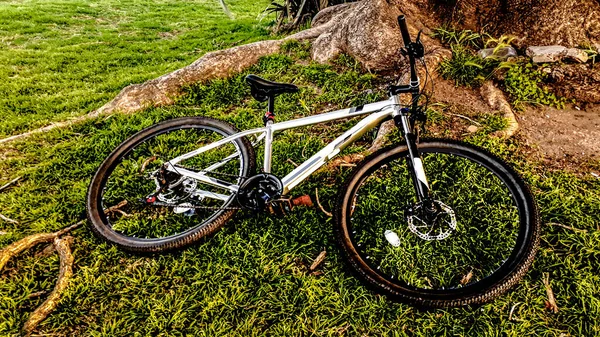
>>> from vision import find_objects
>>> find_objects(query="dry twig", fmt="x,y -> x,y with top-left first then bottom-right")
286,158 -> 299,167
105,200 -> 128,213
0,176 -> 22,193
509,302 -> 522,321
450,113 -> 482,126
0,213 -> 18,224
140,156 -> 157,173
543,273 -> 559,313
315,188 -> 332,217
547,222 -> 587,233
310,250 -> 327,271
460,270 -> 474,285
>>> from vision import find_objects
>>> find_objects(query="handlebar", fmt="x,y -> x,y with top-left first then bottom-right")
397,15 -> 412,47
389,15 -> 423,97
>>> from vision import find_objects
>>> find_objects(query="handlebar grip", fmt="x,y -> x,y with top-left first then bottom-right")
397,15 -> 412,47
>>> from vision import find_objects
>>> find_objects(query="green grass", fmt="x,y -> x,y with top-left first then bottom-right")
1,3 -> 600,336
0,0 -> 274,138
1,46 -> 600,336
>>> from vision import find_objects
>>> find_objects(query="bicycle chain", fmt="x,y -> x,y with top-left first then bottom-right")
149,200 -> 241,210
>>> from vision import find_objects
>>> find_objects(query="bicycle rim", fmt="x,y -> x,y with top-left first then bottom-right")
98,124 -> 245,241
341,142 -> 533,297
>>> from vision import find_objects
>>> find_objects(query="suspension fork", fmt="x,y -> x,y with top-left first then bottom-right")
392,100 -> 431,203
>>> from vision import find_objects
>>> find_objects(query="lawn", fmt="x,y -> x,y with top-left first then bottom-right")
1,1 -> 600,336
0,0 -> 273,138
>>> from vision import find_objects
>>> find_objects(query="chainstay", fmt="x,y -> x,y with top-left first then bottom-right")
149,200 -> 241,210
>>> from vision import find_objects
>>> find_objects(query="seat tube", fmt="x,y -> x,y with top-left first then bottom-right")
263,121 -> 274,173
394,107 -> 430,202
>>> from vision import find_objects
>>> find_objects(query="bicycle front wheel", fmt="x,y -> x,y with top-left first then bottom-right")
87,117 -> 255,253
334,139 -> 539,307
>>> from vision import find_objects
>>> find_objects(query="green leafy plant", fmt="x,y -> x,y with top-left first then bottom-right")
438,44 -> 498,87
504,63 -> 567,110
432,27 -> 489,49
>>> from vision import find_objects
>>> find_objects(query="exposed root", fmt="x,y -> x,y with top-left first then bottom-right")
543,273 -> 559,313
0,220 -> 83,272
369,120 -> 395,153
309,250 -> 327,271
0,233 -> 58,271
315,188 -> 332,217
0,21 -> 336,145
480,81 -> 519,138
0,176 -> 22,192
22,236 -> 75,337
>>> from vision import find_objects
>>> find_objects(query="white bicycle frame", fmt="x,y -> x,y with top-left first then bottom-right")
165,95 -> 410,200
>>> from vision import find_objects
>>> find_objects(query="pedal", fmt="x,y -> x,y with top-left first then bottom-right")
267,195 -> 313,216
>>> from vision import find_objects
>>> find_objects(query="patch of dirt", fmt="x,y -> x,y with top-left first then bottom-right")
432,80 -> 491,114
519,104 -> 600,163
430,79 -> 600,170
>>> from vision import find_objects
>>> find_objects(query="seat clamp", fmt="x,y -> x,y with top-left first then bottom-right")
263,111 -> 275,125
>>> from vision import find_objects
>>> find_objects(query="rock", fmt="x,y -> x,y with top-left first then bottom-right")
563,48 -> 589,63
477,46 -> 518,60
467,125 -> 479,133
527,45 -> 589,63
527,46 -> 567,63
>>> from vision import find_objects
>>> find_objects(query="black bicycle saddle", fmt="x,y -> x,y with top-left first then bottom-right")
245,74 -> 299,102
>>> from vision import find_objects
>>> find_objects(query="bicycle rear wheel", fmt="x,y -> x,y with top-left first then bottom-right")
86,117 -> 255,253
335,139 -> 539,307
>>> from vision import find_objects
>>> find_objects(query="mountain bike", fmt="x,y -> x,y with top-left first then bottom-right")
86,16 -> 540,308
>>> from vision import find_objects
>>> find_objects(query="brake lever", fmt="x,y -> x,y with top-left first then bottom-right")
416,29 -> 423,44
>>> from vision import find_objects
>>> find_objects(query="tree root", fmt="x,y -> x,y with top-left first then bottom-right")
22,236 -> 74,337
0,21 -> 336,145
1,201 -> 132,335
480,81 -> 519,138
0,221 -> 82,336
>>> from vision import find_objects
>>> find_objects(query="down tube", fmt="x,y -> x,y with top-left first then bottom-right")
281,109 -> 393,194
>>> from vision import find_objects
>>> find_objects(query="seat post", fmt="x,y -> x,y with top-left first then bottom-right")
267,96 -> 275,115
263,96 -> 276,125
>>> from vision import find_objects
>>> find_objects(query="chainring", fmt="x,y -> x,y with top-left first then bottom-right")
237,173 -> 283,211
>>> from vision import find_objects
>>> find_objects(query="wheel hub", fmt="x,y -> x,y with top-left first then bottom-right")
406,200 -> 457,240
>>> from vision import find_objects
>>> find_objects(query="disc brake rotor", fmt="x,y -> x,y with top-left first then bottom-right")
406,200 -> 457,241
